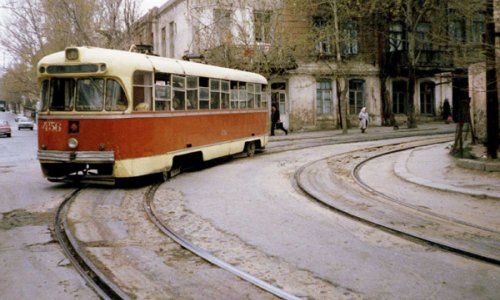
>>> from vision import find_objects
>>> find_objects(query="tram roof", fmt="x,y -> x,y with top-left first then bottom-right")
38,47 -> 268,85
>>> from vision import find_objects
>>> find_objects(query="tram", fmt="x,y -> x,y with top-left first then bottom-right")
37,47 -> 268,184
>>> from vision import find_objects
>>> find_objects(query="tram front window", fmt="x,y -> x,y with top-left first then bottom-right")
49,78 -> 75,111
44,78 -> 125,112
76,78 -> 104,111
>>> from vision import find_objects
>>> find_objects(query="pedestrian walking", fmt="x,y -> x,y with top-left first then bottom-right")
358,107 -> 369,133
271,104 -> 288,136
442,98 -> 452,124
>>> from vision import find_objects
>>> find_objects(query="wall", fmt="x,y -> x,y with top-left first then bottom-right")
288,75 -> 316,131
155,1 -> 191,59
469,62 -> 488,142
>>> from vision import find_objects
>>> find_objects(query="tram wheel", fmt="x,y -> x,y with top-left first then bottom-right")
161,169 -> 169,182
245,141 -> 256,157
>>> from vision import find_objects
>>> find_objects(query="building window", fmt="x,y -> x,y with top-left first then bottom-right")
254,10 -> 273,43
169,21 -> 176,57
161,27 -> 166,57
313,16 -> 332,55
316,79 -> 332,114
471,19 -> 485,44
389,22 -> 404,52
349,79 -> 365,115
392,80 -> 407,114
449,19 -> 465,43
214,9 -> 232,44
416,23 -> 432,50
343,21 -> 358,55
420,81 -> 435,114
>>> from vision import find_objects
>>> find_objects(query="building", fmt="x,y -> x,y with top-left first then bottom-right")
132,0 -> 487,132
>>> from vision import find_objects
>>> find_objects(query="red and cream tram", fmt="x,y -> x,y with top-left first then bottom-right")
37,47 -> 268,184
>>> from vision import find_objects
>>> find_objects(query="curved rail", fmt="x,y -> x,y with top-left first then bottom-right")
352,142 -> 499,234
143,184 -> 301,300
54,189 -> 131,300
295,137 -> 500,265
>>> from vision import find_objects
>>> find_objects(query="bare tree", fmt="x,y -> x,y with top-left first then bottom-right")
0,0 -> 140,108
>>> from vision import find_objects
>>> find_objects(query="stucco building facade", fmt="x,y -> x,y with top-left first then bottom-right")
131,0 -> 487,132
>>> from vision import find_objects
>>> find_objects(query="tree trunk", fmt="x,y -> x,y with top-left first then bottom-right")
406,0 -> 418,129
485,0 -> 499,158
337,77 -> 348,134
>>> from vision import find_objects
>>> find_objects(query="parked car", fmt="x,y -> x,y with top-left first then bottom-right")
18,117 -> 34,130
0,120 -> 11,137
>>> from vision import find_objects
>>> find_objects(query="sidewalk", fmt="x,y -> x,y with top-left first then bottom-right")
270,122 -> 500,199
270,121 -> 456,141
395,142 -> 500,199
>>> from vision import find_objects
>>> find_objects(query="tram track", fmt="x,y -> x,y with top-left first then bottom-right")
55,184 -> 286,299
352,144 -> 499,234
143,184 -> 300,300
295,135 -> 500,265
54,188 -> 130,300
53,132 -> 499,299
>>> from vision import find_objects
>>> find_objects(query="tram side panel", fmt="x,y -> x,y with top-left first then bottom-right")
38,111 -> 267,179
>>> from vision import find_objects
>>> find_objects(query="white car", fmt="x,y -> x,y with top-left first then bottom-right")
18,117 -> 34,130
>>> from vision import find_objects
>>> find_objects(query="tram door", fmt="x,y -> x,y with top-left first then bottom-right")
271,82 -> 288,127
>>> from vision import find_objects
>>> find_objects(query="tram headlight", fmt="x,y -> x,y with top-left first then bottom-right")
65,48 -> 79,61
68,138 -> 79,149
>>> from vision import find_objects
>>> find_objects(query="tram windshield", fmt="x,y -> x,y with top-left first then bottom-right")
41,77 -> 128,112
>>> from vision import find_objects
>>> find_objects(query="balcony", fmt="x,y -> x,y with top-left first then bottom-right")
385,49 -> 454,74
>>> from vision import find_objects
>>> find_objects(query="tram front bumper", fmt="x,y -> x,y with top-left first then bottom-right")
37,150 -> 115,163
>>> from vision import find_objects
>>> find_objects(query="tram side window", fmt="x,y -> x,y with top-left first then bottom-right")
133,71 -> 153,111
239,82 -> 247,108
247,83 -> 255,108
172,75 -> 186,110
49,78 -> 75,111
186,76 -> 198,110
76,78 -> 104,111
40,80 -> 50,111
210,79 -> 220,109
230,81 -> 238,108
256,84 -> 263,108
259,84 -> 268,108
105,79 -> 128,111
155,73 -> 171,111
199,77 -> 209,109
221,80 -> 229,109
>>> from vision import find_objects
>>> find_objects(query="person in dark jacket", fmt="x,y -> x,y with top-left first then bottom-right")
271,104 -> 288,136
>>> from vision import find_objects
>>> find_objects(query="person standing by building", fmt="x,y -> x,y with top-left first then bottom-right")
358,107 -> 369,133
442,98 -> 452,123
271,104 -> 288,136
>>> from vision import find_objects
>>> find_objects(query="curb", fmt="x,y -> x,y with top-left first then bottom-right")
456,158 -> 500,172
393,148 -> 500,199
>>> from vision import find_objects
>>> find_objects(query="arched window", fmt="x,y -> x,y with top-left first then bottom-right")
420,81 -> 435,114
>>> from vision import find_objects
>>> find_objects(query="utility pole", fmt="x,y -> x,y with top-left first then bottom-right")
485,0 -> 499,158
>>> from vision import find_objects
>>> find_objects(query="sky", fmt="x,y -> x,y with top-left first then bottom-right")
140,0 -> 168,13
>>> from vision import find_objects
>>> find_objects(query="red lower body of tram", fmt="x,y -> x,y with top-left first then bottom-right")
38,110 -> 268,184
